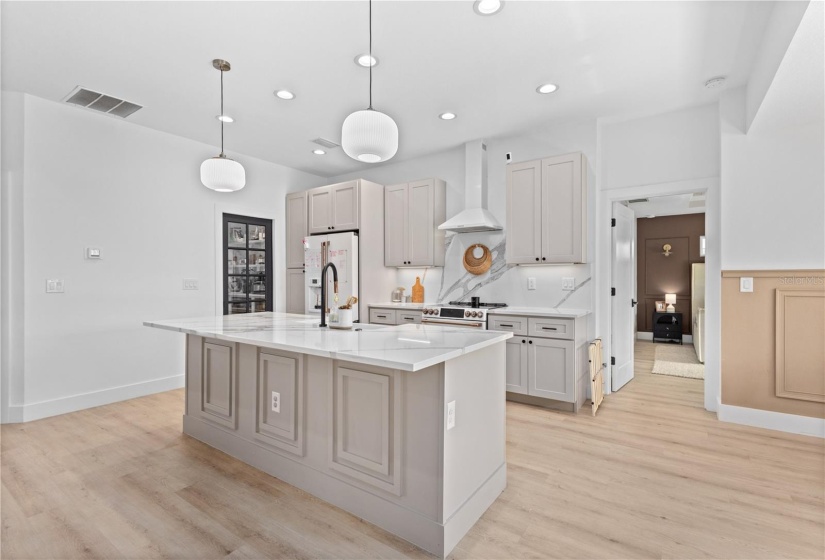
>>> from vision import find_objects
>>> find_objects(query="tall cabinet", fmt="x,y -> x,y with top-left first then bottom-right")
285,192 -> 307,314
506,152 -> 588,264
384,178 -> 446,267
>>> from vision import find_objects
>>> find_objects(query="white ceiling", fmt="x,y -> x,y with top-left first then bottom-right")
627,193 -> 706,218
1,1 -> 774,177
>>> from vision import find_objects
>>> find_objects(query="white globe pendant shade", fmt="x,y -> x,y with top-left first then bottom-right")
342,109 -> 398,163
200,155 -> 246,192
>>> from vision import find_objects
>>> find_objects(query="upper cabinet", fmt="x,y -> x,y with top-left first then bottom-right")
286,192 -> 307,269
506,152 -> 588,264
384,179 -> 446,267
308,180 -> 360,234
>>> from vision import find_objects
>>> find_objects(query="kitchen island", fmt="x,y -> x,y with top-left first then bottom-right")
144,312 -> 511,558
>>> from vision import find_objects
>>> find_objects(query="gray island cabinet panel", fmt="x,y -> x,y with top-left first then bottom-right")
154,312 -> 510,558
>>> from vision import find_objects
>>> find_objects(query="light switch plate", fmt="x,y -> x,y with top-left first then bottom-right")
527,277 -> 536,290
86,247 -> 101,259
446,400 -> 456,430
740,277 -> 754,293
271,391 -> 280,413
562,277 -> 575,291
46,279 -> 64,293
183,279 -> 199,290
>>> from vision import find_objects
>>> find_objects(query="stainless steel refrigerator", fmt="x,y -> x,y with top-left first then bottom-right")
305,232 -> 360,322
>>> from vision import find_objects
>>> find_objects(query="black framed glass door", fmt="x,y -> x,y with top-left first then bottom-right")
223,213 -> 273,314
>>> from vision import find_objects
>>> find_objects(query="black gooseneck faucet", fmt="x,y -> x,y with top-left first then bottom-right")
319,262 -> 338,328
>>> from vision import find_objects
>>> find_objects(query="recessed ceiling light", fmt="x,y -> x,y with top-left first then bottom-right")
474,0 -> 504,16
439,112 -> 457,120
354,54 -> 378,68
216,114 -> 233,123
536,83 -> 558,94
704,76 -> 726,89
274,90 -> 295,100
312,149 -> 326,155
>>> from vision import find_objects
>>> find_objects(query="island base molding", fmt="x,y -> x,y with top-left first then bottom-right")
184,414 -> 504,558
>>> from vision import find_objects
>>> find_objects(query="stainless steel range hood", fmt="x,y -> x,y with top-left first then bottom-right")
438,140 -> 503,233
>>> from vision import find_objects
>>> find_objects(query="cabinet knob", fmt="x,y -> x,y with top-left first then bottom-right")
522,339 -> 526,343
542,257 -> 546,261
535,257 -> 540,262
528,340 -> 533,344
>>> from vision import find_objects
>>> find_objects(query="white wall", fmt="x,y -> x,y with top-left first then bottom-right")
600,104 -> 721,190
595,104 -> 721,406
327,120 -> 597,321
721,87 -> 825,270
1,93 -> 323,422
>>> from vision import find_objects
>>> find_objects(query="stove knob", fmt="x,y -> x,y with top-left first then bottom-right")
473,311 -> 481,318
465,310 -> 471,317
426,309 -> 432,315
434,309 -> 439,315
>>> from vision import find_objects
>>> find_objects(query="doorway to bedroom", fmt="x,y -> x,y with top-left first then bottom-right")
611,193 -> 706,396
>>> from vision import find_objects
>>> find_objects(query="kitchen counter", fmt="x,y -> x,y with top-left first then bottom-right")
144,311 -> 507,557
487,307 -> 591,318
145,312 -> 510,372
367,302 -> 433,309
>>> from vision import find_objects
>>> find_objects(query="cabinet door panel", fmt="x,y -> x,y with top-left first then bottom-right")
541,153 -> 582,263
201,342 -> 237,429
384,184 -> 408,266
505,338 -> 529,394
407,180 -> 434,266
286,192 -> 307,268
256,351 -> 305,456
528,338 -> 575,402
308,187 -> 333,234
285,268 -> 305,314
332,181 -> 359,231
506,160 -> 542,264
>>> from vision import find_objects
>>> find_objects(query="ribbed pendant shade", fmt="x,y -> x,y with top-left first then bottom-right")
342,109 -> 398,163
200,155 -> 246,192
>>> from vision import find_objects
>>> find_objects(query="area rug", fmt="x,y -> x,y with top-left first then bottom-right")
652,344 -> 705,379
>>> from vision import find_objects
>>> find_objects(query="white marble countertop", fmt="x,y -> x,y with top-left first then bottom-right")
144,312 -> 511,372
367,302 -> 433,310
487,307 -> 591,318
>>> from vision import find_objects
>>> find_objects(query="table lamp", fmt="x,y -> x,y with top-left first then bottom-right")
665,293 -> 677,313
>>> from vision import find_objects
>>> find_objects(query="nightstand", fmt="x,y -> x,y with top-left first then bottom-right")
653,312 -> 683,344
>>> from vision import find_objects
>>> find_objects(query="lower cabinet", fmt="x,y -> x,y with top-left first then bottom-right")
496,313 -> 588,411
198,340 -> 238,430
368,307 -> 423,325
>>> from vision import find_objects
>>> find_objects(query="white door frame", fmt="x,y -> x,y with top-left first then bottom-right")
611,202 -> 637,391
595,176 -> 720,412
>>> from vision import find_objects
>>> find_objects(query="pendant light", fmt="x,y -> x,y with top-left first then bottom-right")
341,0 -> 398,163
201,59 -> 246,192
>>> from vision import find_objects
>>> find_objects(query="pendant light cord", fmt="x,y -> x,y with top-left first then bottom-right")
368,0 -> 373,110
220,68 -> 225,156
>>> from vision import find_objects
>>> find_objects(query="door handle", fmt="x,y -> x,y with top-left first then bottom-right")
631,299 -> 638,307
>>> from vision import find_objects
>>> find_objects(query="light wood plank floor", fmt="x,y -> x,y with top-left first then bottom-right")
2,341 -> 823,559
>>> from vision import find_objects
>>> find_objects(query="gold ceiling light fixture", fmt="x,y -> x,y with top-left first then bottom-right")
200,59 -> 246,192
662,243 -> 673,257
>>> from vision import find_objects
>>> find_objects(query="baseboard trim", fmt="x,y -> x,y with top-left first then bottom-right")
3,374 -> 184,424
717,402 -> 825,438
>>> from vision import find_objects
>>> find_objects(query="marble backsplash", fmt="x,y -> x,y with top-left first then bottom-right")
395,233 -> 592,310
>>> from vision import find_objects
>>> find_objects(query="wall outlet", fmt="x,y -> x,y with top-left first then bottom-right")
562,277 -> 575,291
46,279 -> 64,293
183,279 -> 199,290
446,400 -> 456,430
527,277 -> 536,290
271,391 -> 280,413
740,277 -> 754,293
85,247 -> 101,259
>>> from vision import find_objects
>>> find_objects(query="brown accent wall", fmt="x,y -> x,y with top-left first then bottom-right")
722,270 -> 825,419
636,214 -> 705,333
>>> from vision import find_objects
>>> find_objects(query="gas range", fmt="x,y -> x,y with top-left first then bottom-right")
420,300 -> 508,329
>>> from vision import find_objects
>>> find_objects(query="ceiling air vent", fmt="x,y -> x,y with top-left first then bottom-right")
63,86 -> 143,118
312,137 -> 340,149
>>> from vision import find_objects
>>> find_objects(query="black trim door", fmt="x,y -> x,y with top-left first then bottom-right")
223,213 -> 274,315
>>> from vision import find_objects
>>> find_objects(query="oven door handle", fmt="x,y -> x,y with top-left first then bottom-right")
421,319 -> 485,328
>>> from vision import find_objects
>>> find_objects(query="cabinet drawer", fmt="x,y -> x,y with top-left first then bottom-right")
369,309 -> 397,325
397,312 -> 422,324
528,317 -> 574,339
488,315 -> 528,336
